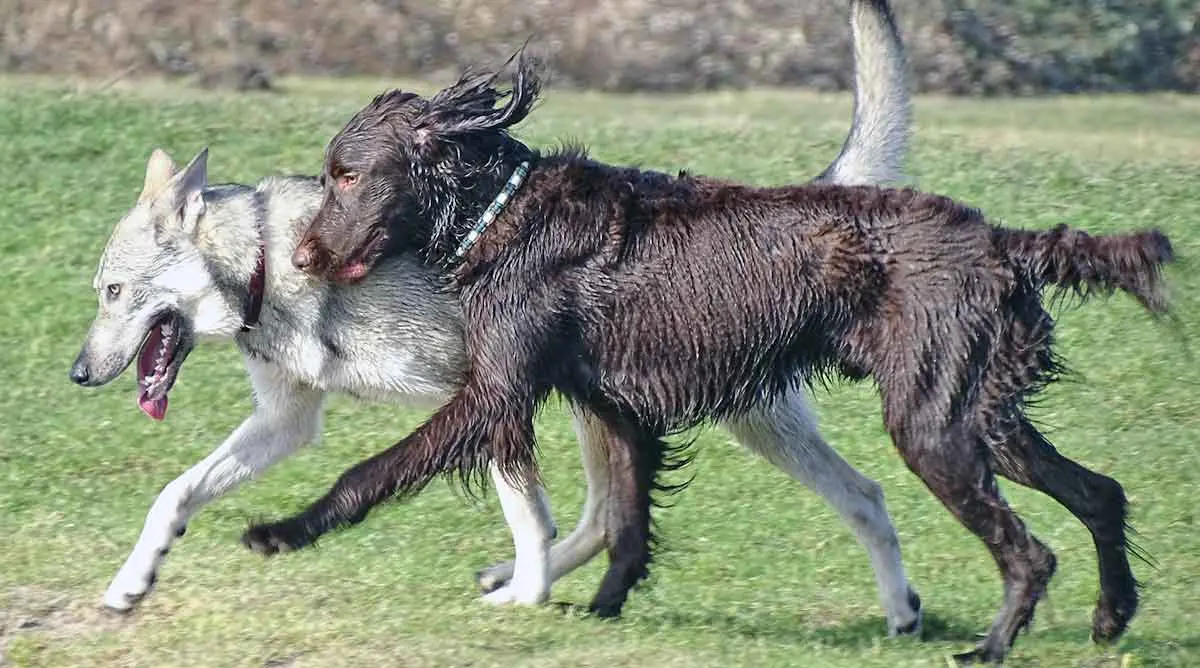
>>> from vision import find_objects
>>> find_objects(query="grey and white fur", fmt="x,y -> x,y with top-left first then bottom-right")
69,0 -> 921,633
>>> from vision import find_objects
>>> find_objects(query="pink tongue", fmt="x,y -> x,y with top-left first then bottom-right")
138,393 -> 168,421
136,324 -> 169,421
334,262 -> 368,283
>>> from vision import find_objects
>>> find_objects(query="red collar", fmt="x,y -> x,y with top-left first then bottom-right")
240,243 -> 266,332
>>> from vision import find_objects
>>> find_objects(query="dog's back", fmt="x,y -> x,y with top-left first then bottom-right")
512,164 -> 1167,435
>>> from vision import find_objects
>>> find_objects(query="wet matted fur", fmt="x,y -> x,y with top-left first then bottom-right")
251,50 -> 1173,665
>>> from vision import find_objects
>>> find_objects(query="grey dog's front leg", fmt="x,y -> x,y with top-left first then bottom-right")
104,362 -> 324,611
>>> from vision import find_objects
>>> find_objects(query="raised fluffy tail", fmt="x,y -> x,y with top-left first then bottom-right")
816,0 -> 911,186
999,224 -> 1175,314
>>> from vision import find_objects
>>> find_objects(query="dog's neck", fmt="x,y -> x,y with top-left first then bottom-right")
412,140 -> 538,267
192,184 -> 268,337
450,160 -> 531,261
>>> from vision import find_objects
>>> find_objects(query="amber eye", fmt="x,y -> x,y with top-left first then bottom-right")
337,172 -> 359,189
105,283 -> 122,300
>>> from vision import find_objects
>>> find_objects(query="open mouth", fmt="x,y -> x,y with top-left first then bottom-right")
135,312 -> 190,421
331,229 -> 388,283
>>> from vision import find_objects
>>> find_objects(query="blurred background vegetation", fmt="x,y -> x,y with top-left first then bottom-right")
2,0 -> 1197,94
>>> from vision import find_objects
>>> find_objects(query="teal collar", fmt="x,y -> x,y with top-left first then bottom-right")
452,161 -> 531,261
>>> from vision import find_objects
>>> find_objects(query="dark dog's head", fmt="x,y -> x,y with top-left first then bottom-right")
295,49 -> 542,282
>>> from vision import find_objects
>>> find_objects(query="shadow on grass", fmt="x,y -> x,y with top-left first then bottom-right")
550,597 -> 1200,662
814,611 -> 983,645
548,599 -> 982,646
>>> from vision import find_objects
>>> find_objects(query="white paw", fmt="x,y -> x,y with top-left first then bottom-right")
103,576 -> 153,612
887,589 -> 924,638
103,559 -> 160,612
475,564 -> 513,593
479,581 -> 548,606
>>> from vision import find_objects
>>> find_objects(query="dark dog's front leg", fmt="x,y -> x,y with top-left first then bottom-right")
242,382 -> 520,554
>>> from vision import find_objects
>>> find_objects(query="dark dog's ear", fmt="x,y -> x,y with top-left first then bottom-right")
417,45 -> 542,141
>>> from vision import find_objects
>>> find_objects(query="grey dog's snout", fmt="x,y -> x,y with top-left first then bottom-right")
69,351 -> 94,386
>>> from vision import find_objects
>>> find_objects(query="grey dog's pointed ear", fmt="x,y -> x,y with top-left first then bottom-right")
416,45 -> 542,141
175,147 -> 209,236
150,147 -> 209,241
140,148 -> 179,202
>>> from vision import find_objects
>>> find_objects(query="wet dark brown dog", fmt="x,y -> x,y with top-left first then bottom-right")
246,51 -> 1174,664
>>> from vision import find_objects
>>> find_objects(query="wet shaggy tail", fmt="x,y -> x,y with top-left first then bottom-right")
998,224 -> 1175,314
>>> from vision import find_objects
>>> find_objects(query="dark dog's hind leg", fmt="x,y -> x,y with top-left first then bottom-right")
587,415 -> 670,618
989,418 -> 1140,644
886,419 -> 1056,665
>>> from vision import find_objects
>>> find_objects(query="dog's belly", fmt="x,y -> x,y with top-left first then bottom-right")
323,355 -> 456,407
260,332 -> 457,408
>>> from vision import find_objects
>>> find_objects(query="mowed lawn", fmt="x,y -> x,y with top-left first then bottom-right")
1,77 -> 1199,668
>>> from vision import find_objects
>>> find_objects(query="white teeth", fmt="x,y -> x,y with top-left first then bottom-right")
142,321 -> 179,390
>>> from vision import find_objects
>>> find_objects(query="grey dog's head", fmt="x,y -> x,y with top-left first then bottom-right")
70,148 -> 235,421
293,48 -> 542,282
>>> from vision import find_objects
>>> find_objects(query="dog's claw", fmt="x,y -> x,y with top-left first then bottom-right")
241,521 -> 308,555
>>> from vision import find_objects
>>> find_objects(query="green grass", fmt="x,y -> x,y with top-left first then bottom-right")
2,77 -> 1199,668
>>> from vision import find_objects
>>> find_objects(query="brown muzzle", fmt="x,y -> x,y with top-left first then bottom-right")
292,237 -> 335,275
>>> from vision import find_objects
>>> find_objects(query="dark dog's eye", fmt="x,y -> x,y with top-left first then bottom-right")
337,172 -> 359,190
105,283 -> 122,300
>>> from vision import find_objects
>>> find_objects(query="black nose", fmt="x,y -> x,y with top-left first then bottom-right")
69,361 -> 90,385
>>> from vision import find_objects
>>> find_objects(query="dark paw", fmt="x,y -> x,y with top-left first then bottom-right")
586,600 -> 625,619
241,520 -> 313,555
952,646 -> 1006,665
590,605 -> 623,619
1091,593 -> 1138,644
